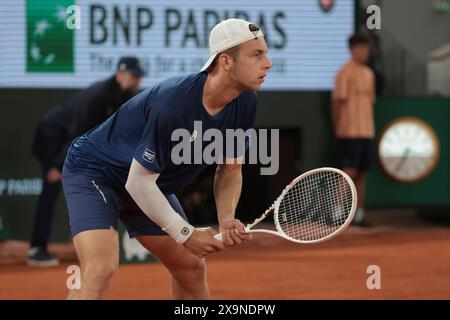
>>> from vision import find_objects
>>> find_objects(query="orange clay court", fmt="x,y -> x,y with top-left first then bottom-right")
1,211 -> 449,300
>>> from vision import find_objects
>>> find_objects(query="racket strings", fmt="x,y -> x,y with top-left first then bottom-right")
276,171 -> 353,242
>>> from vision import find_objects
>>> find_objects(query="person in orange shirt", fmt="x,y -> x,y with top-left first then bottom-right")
332,33 -> 376,227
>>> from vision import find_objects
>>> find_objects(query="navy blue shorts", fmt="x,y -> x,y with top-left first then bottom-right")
62,166 -> 188,238
337,138 -> 373,171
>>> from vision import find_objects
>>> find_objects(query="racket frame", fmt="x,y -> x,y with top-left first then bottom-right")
244,167 -> 358,244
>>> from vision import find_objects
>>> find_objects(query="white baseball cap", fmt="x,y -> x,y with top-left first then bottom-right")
200,18 -> 265,72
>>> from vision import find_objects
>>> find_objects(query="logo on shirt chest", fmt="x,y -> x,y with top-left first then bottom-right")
190,130 -> 198,142
143,148 -> 155,163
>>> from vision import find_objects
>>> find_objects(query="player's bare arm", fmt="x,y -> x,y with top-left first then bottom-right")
214,157 -> 252,247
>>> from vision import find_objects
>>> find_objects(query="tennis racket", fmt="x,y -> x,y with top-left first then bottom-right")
214,167 -> 357,244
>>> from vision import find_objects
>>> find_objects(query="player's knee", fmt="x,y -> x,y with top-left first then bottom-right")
172,258 -> 206,287
83,262 -> 118,290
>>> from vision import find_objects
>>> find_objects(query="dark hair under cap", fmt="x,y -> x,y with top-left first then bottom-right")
348,33 -> 370,48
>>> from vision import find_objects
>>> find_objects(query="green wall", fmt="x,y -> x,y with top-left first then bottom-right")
257,91 -> 336,170
366,97 -> 450,207
0,89 -> 75,242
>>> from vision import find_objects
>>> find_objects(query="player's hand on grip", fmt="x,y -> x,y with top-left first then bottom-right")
219,218 -> 252,247
183,227 -> 227,258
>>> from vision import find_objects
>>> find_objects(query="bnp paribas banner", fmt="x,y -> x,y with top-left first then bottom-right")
0,0 -> 353,90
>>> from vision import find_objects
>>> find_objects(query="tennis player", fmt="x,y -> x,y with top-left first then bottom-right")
62,18 -> 272,299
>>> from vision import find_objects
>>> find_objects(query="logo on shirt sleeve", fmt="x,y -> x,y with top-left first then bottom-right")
143,148 -> 155,163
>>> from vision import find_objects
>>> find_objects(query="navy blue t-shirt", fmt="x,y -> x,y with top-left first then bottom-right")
65,72 -> 257,193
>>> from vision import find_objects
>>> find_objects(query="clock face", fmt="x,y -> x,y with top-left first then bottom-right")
378,117 -> 440,183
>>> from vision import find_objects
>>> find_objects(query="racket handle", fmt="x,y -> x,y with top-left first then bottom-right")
196,228 -> 225,241
214,229 -> 243,242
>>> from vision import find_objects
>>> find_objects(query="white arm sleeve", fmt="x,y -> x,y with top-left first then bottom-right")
125,159 -> 194,244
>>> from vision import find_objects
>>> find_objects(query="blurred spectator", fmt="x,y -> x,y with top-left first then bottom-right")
331,34 -> 376,227
29,57 -> 144,266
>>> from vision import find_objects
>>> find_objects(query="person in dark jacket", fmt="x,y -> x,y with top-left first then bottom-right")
28,57 -> 144,267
